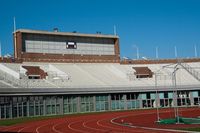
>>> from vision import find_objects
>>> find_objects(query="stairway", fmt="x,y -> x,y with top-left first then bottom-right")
180,63 -> 200,82
0,69 -> 21,88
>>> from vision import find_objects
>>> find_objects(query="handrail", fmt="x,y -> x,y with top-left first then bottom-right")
180,63 -> 200,81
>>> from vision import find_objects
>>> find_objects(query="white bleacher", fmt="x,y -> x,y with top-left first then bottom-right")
2,63 -> 21,72
54,63 -> 106,87
48,64 -> 70,80
0,62 -> 200,89
0,68 -> 21,88
187,62 -> 200,73
0,64 -> 20,79
24,79 -> 55,88
0,80 -> 15,88
79,64 -> 130,86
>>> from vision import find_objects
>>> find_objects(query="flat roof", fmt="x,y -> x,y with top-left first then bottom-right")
15,29 -> 119,39
0,84 -> 199,95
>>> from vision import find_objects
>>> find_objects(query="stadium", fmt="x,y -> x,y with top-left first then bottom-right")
1,29 -> 200,132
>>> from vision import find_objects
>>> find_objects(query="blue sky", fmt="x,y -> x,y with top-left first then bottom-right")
0,0 -> 200,59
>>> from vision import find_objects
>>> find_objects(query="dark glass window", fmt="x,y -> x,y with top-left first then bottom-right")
66,42 -> 77,49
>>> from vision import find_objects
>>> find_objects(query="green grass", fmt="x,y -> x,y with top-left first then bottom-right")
179,127 -> 200,132
0,110 -> 130,126
0,115 -> 65,126
0,112 -> 99,126
0,107 -> 197,127
0,108 -> 149,126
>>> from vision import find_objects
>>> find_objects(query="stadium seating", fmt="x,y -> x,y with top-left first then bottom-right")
0,62 -> 199,89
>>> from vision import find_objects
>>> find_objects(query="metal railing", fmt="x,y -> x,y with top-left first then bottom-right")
0,70 -> 22,87
181,63 -> 200,81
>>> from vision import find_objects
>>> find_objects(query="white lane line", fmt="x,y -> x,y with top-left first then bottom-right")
111,109 -> 199,133
17,122 -> 41,133
82,120 -> 108,132
35,123 -> 50,133
97,119 -> 138,133
2,125 -> 24,132
52,121 -> 64,133
68,121 -> 89,133
17,126 -> 28,133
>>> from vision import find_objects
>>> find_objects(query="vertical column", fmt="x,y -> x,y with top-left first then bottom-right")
114,95 -> 116,110
0,105 -> 1,119
172,91 -> 175,107
39,101 -> 41,116
4,105 -> 6,119
77,96 -> 81,113
163,98 -> 166,107
10,103 -> 12,119
50,98 -> 52,115
189,91 -> 194,106
93,96 -> 96,112
59,96 -> 64,115
156,93 -> 160,108
33,101 -> 36,116
185,92 -> 188,106
27,100 -> 30,117
108,94 -> 111,111
198,91 -> 200,104
43,98 -> 46,116
70,97 -> 73,113
17,103 -> 19,118
180,92 -> 182,106
22,102 -> 24,117
123,94 -> 127,110
134,94 -> 137,109
54,98 -> 56,115
139,94 -> 143,109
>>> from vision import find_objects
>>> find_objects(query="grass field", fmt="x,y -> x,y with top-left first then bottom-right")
0,115 -> 65,126
0,111 -> 125,126
0,109 -> 148,126
181,127 -> 200,132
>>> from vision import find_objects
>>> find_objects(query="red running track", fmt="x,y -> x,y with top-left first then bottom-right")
0,107 -> 200,133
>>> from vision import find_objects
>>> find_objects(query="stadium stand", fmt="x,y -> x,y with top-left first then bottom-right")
0,29 -> 200,119
0,62 -> 199,88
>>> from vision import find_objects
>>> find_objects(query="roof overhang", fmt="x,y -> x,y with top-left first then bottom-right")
0,84 -> 200,96
14,29 -> 119,39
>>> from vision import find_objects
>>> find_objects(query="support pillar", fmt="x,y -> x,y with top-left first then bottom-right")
33,101 -> 36,116
123,94 -> 127,110
189,91 -> 194,106
77,96 -> 81,113
43,99 -> 46,116
10,103 -> 12,119
93,96 -> 96,112
108,94 -> 111,111
22,102 -> 24,117
27,101 -> 30,117
139,94 -> 143,109
16,103 -> 19,118
0,105 -> 1,119
4,105 -> 6,119
59,96 -> 63,115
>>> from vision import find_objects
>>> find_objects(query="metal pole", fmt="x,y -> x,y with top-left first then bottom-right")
114,25 -> 117,35
174,46 -> 177,58
13,17 -> 16,32
136,47 -> 139,59
156,47 -> 158,59
194,45 -> 197,58
172,72 -> 176,119
133,45 -> 139,59
175,70 -> 179,124
0,41 -> 1,57
155,73 -> 160,122
173,68 -> 179,124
